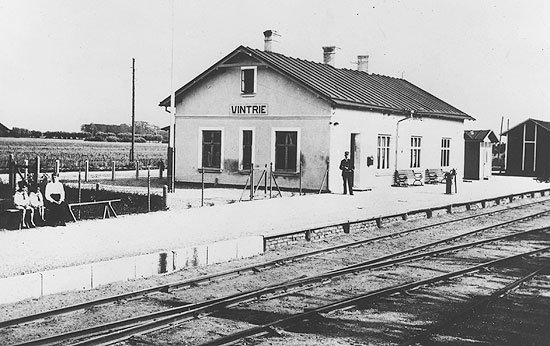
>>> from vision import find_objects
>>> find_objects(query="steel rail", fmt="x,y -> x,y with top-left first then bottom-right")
326,208 -> 550,274
198,247 -> 550,346
3,197 -> 547,330
18,226 -> 550,346
399,262 -> 550,346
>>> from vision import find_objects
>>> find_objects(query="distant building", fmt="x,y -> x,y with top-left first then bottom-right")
159,32 -> 474,192
0,123 -> 11,137
463,130 -> 498,180
503,118 -> 550,178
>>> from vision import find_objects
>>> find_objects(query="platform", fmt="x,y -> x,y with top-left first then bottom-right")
0,176 -> 549,304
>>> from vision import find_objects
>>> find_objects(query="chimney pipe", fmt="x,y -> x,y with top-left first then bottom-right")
357,55 -> 369,73
263,30 -> 273,52
322,46 -> 336,66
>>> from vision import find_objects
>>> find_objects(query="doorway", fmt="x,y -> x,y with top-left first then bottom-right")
350,134 -> 361,187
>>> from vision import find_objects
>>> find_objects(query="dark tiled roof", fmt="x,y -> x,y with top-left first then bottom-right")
160,46 -> 473,121
464,130 -> 498,142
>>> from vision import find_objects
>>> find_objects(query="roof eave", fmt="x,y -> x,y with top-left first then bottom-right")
158,46 -> 254,108
333,99 -> 473,121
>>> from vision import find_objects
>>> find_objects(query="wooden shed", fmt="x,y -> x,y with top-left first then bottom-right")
463,130 -> 498,180
503,118 -> 550,178
0,123 -> 10,137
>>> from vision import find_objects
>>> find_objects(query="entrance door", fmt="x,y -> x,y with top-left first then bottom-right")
351,134 -> 361,187
482,143 -> 493,180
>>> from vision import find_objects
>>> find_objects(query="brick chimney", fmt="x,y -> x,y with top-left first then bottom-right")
263,30 -> 273,52
357,55 -> 369,73
322,46 -> 336,66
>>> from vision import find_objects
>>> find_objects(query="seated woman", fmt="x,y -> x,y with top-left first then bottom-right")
45,174 -> 68,226
29,185 -> 45,224
13,181 -> 35,228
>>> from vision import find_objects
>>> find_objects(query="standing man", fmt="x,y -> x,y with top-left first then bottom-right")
339,151 -> 354,195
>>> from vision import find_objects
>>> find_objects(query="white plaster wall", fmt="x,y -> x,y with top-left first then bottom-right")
329,108 -> 466,192
174,115 -> 331,189
176,65 -> 331,116
172,55 -> 334,190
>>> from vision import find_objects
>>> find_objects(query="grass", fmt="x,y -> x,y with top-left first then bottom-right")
0,137 -> 167,172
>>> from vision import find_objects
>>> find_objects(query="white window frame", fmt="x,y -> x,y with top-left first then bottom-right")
522,123 -> 537,172
441,138 -> 451,167
241,66 -> 257,95
239,127 -> 255,171
377,134 -> 391,170
410,136 -> 422,168
198,127 -> 224,171
271,127 -> 301,173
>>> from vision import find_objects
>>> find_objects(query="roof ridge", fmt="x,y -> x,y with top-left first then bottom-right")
161,45 -> 473,121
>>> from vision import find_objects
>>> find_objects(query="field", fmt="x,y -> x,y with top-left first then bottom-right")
0,137 -> 167,172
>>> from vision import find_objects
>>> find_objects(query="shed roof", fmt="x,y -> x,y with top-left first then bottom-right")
501,118 -> 550,136
159,46 -> 473,121
0,122 -> 10,134
464,130 -> 499,143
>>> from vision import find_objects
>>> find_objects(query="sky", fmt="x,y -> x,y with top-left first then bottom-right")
1,0 -> 549,134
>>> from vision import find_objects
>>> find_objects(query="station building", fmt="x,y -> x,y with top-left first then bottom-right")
503,118 -> 550,178
463,130 -> 498,180
159,32 -> 474,193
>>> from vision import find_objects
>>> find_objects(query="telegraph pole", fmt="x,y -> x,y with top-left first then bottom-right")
130,58 -> 136,162
168,0 -> 176,192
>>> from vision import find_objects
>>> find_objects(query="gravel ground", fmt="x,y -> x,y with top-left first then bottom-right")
0,175 -> 548,278
2,200 -> 549,345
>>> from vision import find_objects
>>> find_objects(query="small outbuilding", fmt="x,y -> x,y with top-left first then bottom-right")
463,130 -> 498,180
0,123 -> 11,137
502,118 -> 550,178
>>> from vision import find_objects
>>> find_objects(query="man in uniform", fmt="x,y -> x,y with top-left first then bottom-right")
339,151 -> 354,195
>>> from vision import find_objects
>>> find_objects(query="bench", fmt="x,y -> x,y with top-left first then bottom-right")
394,169 -> 423,187
425,168 -> 447,184
0,198 -> 23,230
67,199 -> 121,222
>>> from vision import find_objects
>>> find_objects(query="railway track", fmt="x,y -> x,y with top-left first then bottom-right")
3,197 -> 550,345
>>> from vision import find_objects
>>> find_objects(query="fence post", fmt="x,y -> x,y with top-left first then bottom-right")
9,154 -> 15,193
147,166 -> 151,212
111,161 -> 115,181
54,160 -> 60,176
201,167 -> 204,207
250,162 -> 254,201
269,162 -> 273,199
299,158 -> 302,195
34,156 -> 40,187
136,161 -> 140,180
264,164 -> 267,196
162,185 -> 168,210
24,159 -> 29,181
78,167 -> 82,220
84,160 -> 89,182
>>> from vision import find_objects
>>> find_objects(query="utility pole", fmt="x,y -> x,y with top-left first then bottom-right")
130,58 -> 136,162
168,0 -> 176,192
499,116 -> 503,173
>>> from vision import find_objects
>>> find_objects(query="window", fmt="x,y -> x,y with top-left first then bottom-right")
241,67 -> 256,95
377,135 -> 391,169
410,136 -> 422,168
275,131 -> 297,171
242,130 -> 253,170
202,130 -> 221,169
441,138 -> 450,167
